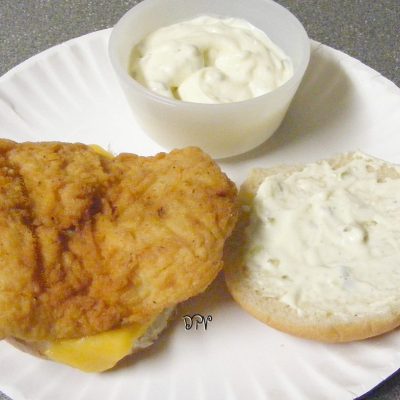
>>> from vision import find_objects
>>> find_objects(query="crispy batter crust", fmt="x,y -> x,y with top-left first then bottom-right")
0,139 -> 238,341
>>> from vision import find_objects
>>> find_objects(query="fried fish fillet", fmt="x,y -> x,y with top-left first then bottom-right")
0,139 -> 238,342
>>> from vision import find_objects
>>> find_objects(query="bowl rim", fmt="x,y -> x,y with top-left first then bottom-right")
108,0 -> 311,109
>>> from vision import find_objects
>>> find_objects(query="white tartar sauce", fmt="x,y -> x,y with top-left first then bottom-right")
245,153 -> 400,318
129,16 -> 293,104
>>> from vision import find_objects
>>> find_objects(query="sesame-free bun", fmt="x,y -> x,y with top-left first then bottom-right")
225,153 -> 400,343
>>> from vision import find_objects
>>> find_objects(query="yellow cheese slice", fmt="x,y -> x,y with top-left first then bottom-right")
89,144 -> 114,159
44,322 -> 150,373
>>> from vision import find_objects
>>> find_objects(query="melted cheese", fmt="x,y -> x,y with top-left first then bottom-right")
89,144 -> 114,159
44,322 -> 150,372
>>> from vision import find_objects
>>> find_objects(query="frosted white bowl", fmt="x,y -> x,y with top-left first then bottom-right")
108,0 -> 310,159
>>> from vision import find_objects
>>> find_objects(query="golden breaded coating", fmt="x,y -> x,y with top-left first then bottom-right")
0,139 -> 238,341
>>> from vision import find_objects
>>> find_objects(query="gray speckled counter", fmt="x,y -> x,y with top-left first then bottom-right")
0,1 -> 399,399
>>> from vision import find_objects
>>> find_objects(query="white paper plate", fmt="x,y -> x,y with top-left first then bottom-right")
1,29 -> 400,400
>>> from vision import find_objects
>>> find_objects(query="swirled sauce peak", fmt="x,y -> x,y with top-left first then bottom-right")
129,16 -> 293,104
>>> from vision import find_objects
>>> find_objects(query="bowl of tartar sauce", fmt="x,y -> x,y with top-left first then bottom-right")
109,0 -> 310,159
